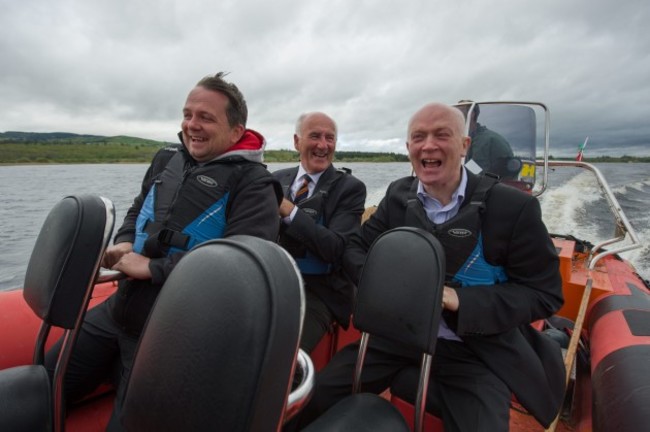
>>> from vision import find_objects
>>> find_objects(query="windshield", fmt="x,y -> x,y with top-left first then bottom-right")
456,102 -> 539,192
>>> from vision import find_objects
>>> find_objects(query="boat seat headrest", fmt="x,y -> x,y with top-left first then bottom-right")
0,365 -> 53,431
121,235 -> 304,431
305,227 -> 445,432
354,227 -> 446,353
22,195 -> 114,329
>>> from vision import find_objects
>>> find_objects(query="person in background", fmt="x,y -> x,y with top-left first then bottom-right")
458,99 -> 515,178
45,72 -> 282,430
297,102 -> 565,431
273,112 -> 366,353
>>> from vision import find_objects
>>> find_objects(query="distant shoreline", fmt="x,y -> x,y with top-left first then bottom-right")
0,143 -> 411,164
1,156 -> 648,165
2,159 -> 649,165
1,133 -> 648,164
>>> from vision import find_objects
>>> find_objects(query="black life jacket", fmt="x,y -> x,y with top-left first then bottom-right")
404,173 -> 507,286
278,168 -> 350,274
133,149 -> 259,258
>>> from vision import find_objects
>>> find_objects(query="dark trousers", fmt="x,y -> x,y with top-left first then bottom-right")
44,296 -> 137,431
300,290 -> 335,353
294,337 -> 511,432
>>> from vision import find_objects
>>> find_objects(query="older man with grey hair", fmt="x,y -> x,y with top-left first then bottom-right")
273,112 -> 366,353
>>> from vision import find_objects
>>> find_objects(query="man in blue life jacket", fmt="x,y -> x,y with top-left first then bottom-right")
297,103 -> 565,431
45,72 -> 282,430
273,112 -> 366,353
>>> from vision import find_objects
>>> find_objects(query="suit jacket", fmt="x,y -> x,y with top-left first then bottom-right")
343,170 -> 565,427
273,165 -> 366,326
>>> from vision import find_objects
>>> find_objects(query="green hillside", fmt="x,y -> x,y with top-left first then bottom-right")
1,131 -> 164,147
0,131 -> 167,163
0,131 -> 410,164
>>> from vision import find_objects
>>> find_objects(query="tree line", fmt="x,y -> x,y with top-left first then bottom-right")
0,142 -> 410,164
0,132 -> 410,163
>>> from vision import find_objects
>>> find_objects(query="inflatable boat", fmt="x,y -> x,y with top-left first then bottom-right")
0,101 -> 648,431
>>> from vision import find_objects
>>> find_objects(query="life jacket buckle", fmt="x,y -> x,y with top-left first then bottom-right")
157,228 -> 190,250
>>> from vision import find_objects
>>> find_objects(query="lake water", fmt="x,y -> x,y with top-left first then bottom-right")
0,162 -> 648,290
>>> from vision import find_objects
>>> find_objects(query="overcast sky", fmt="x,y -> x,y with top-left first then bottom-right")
1,0 -> 648,157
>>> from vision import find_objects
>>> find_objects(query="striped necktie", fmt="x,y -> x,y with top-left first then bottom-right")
293,175 -> 311,204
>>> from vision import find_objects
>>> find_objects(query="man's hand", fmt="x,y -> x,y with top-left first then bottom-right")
442,286 -> 459,311
279,197 -> 296,218
102,242 -> 134,268
111,252 -> 152,280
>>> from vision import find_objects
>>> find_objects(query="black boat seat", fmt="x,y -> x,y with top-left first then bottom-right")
0,195 -> 115,432
304,393 -> 409,432
121,235 -> 309,431
304,227 -> 446,432
0,366 -> 52,432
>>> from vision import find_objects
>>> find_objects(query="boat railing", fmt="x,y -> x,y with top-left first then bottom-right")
540,160 -> 643,432
538,160 -> 642,271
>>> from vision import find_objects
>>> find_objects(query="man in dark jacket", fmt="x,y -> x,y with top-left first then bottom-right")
273,112 -> 366,352
299,103 -> 565,431
45,72 -> 282,429
458,100 -> 515,178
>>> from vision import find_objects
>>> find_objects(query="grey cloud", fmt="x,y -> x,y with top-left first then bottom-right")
1,0 -> 648,156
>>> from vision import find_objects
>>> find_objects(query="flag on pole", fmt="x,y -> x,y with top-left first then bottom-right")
576,136 -> 589,161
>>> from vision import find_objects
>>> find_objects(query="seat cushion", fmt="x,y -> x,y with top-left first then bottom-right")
0,365 -> 53,432
303,393 -> 409,432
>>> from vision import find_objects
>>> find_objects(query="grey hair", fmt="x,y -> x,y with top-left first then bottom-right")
295,112 -> 338,136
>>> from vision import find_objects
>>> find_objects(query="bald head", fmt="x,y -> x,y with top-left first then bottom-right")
408,103 -> 466,139
405,102 -> 471,204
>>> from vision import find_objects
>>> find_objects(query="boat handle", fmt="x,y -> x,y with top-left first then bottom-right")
96,268 -> 126,283
284,349 -> 315,422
